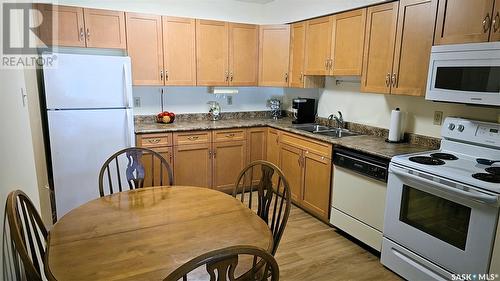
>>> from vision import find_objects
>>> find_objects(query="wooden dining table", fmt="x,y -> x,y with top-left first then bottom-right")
45,186 -> 274,281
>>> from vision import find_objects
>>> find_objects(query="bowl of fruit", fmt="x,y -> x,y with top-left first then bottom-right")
156,111 -> 176,124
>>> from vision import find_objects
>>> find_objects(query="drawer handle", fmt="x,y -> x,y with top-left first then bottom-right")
226,133 -> 235,138
187,136 -> 199,141
147,139 -> 161,144
483,13 -> 491,33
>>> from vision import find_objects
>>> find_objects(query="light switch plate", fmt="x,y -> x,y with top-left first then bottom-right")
433,111 -> 443,125
134,97 -> 141,107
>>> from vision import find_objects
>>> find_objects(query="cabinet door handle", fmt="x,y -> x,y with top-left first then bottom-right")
165,70 -> 169,81
187,136 -> 199,141
325,59 -> 329,70
297,156 -> 301,167
391,73 -> 397,87
483,13 -> 491,33
230,72 -> 233,82
147,139 -> 161,144
209,150 -> 212,158
86,28 -> 90,40
160,70 -> 164,81
493,12 -> 500,33
275,136 -> 279,144
79,27 -> 85,41
284,72 -> 289,83
300,72 -> 304,82
225,133 -> 235,138
329,59 -> 333,70
225,71 -> 229,82
385,73 -> 391,87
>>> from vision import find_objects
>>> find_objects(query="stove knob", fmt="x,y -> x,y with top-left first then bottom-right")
457,124 -> 465,132
448,123 -> 456,131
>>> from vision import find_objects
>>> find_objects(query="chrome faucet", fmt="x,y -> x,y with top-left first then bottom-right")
329,111 -> 344,129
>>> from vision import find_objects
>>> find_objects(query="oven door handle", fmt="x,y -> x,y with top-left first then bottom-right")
390,166 -> 499,205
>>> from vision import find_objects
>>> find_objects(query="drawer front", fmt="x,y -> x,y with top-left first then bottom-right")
137,133 -> 172,147
280,132 -> 332,158
213,129 -> 246,142
174,131 -> 211,145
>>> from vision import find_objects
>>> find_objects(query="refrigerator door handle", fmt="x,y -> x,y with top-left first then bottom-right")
126,109 -> 134,147
123,64 -> 132,108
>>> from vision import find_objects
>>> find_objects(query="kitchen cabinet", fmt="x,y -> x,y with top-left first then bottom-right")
301,151 -> 331,220
37,4 -> 86,47
173,143 -> 212,188
266,128 -> 280,167
331,9 -> 367,76
136,133 -> 174,187
279,144 -> 303,202
229,23 -> 259,86
212,140 -> 247,193
362,0 -> 436,97
247,127 -> 267,184
83,8 -> 126,49
126,13 -> 164,85
259,25 -> 291,87
196,20 -> 229,86
361,2 -> 399,94
289,22 -> 325,88
435,0 -> 497,44
304,16 -> 333,76
163,17 -> 197,85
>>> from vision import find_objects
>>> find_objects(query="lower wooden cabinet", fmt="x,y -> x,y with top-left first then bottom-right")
212,140 -> 247,193
301,151 -> 332,220
142,146 -> 173,187
279,144 -> 303,202
173,143 -> 212,188
266,128 -> 280,167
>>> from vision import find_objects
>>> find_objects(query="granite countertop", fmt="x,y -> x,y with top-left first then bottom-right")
135,118 -> 436,159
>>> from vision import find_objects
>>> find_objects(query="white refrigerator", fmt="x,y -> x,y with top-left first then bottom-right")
43,53 -> 134,219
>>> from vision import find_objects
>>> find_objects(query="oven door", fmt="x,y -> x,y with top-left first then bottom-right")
384,164 -> 500,274
425,44 -> 500,106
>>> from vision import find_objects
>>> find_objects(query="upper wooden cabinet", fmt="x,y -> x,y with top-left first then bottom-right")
163,17 -> 197,85
37,5 -> 125,49
126,13 -> 163,85
362,0 -> 437,97
392,0 -> 438,96
304,16 -> 333,75
289,22 -> 325,89
196,20 -> 229,86
229,23 -> 259,86
37,4 -> 85,47
83,8 -> 126,49
361,2 -> 399,94
331,9 -> 367,76
435,0 -> 497,44
259,25 -> 291,87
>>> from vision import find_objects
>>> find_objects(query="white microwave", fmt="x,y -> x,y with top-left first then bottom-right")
426,42 -> 500,106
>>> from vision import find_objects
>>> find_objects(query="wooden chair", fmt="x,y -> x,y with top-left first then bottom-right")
232,161 -> 291,255
5,190 -> 48,281
98,147 -> 173,197
164,245 -> 279,281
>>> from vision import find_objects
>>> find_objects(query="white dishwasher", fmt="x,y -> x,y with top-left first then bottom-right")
330,147 -> 390,252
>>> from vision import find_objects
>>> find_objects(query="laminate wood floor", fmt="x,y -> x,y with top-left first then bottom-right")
274,205 -> 401,281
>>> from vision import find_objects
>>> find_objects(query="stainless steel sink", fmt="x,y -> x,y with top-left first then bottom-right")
292,124 -> 361,138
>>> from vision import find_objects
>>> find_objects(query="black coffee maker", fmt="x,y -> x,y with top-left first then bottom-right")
291,98 -> 316,124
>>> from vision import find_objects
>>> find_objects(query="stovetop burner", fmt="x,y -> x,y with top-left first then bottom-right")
409,156 -> 446,165
472,173 -> 500,183
430,153 -> 458,160
485,167 -> 500,176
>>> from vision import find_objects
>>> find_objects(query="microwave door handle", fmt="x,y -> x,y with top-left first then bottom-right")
390,166 -> 499,205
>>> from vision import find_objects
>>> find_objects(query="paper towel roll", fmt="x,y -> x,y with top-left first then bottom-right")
388,108 -> 403,142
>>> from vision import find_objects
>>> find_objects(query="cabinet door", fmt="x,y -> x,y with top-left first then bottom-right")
37,4 -> 85,47
125,13 -> 163,86
302,152 -> 331,221
173,143 -> 212,188
331,9 -> 366,76
391,0 -> 438,96
83,8 -> 126,49
247,128 -> 267,184
196,20 -> 229,86
142,146 -> 173,187
491,0 -> 500,41
289,22 -> 306,88
163,17 -> 197,86
361,2 -> 399,94
213,140 -> 247,194
229,23 -> 259,86
259,25 -> 290,87
435,0 -> 495,44
279,144 -> 303,203
304,16 -> 333,75
266,129 -> 280,167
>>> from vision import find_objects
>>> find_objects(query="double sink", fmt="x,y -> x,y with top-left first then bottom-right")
292,124 -> 361,138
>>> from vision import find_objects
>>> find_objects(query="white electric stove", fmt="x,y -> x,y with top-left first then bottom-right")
382,117 -> 500,281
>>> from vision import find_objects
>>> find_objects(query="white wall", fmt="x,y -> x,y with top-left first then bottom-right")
317,78 -> 500,137
133,86 -> 284,115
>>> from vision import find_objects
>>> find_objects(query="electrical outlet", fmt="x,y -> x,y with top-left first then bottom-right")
433,111 -> 443,125
227,95 -> 233,105
134,97 -> 141,107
